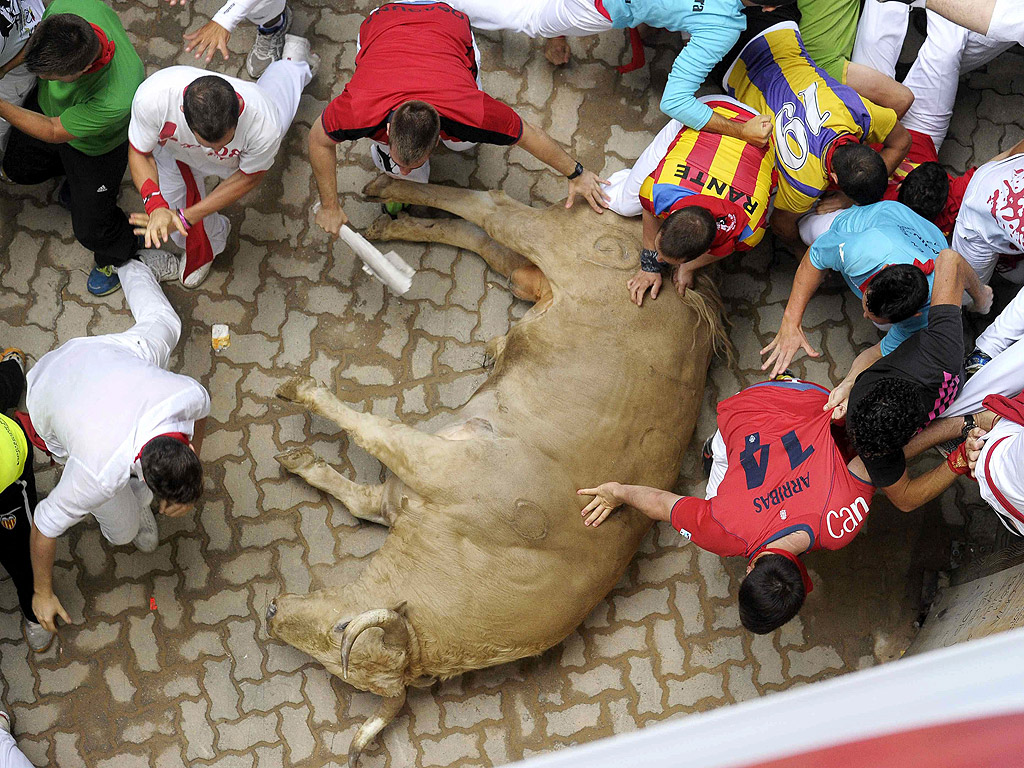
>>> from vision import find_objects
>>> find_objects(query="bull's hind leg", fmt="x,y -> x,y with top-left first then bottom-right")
276,447 -> 389,526
366,214 -> 551,304
277,376 -> 477,500
363,177 -> 563,276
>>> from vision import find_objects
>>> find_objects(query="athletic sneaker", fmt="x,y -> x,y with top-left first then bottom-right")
0,348 -> 25,374
22,618 -> 55,653
771,369 -> 797,382
701,435 -> 714,480
246,3 -> 292,78
87,265 -> 121,296
281,34 -> 319,78
964,348 -> 992,380
134,249 -> 180,283
133,505 -> 160,554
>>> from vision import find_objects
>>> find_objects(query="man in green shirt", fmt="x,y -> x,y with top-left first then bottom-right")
0,0 -> 174,295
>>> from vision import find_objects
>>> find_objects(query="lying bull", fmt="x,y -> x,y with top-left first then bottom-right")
266,176 -> 724,763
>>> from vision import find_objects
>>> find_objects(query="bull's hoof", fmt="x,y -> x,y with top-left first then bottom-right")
364,214 -> 393,241
276,446 -> 318,473
276,375 -> 318,404
362,175 -> 393,200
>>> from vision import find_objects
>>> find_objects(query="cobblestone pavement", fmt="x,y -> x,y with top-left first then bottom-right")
0,2 -> 1019,766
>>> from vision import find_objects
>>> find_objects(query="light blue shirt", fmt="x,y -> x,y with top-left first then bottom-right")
809,201 -> 946,356
604,0 -> 746,130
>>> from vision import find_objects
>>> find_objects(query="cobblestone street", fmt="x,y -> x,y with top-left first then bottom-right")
0,1 -> 1019,766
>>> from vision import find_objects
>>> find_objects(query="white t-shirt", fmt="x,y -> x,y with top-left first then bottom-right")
0,0 -> 43,69
128,65 -> 283,178
959,155 -> 1024,258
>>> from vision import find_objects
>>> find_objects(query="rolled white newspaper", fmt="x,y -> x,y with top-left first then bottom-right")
338,225 -> 415,296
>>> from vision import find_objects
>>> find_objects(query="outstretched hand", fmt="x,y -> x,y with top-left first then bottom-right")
566,170 -> 611,214
761,321 -> 819,379
32,591 -> 70,633
577,483 -> 625,527
184,21 -> 231,62
627,268 -> 662,307
129,209 -> 188,248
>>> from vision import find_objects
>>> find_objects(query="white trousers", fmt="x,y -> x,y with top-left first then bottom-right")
851,0 -> 908,80
0,729 -> 33,768
604,95 -> 751,218
212,0 -> 287,31
93,259 -> 180,544
987,0 -> 1024,44
975,418 -> 1024,536
952,224 -> 1024,289
976,283 -> 1024,358
157,59 -> 310,256
0,64 -> 36,154
444,0 -> 610,36
902,13 -> 1012,152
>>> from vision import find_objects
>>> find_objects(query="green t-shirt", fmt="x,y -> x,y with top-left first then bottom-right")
797,0 -> 860,83
36,0 -> 144,156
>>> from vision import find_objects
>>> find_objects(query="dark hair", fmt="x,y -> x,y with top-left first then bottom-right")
747,0 -> 798,4
24,14 -> 102,77
832,143 -> 888,206
847,377 -> 926,459
183,76 -> 240,143
898,162 -> 950,222
140,437 -> 203,505
659,206 -> 716,263
738,555 -> 805,634
865,264 -> 929,323
389,101 -> 441,166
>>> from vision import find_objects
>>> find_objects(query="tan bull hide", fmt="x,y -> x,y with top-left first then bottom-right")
266,176 -> 724,764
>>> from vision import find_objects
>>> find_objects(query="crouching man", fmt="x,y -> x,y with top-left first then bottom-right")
24,259 -> 210,633
127,37 -> 317,288
579,376 -> 962,633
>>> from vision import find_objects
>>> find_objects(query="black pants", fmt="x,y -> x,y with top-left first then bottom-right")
0,359 -> 37,623
2,90 -> 138,268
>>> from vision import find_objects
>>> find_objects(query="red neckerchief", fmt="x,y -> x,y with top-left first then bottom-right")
761,548 -> 814,594
824,133 -> 860,177
858,258 -> 935,293
83,24 -> 116,75
983,392 -> 1024,427
135,432 -> 191,462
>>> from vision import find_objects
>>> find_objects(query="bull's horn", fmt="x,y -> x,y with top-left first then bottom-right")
340,608 -> 410,679
348,689 -> 407,767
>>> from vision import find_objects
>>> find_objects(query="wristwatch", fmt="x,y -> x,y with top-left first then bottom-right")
961,413 -> 976,440
567,161 -> 584,180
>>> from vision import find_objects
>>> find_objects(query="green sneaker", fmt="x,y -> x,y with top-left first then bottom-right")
382,201 -> 409,219
87,265 -> 121,296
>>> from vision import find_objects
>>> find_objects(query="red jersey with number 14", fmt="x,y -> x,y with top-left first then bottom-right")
670,381 -> 875,559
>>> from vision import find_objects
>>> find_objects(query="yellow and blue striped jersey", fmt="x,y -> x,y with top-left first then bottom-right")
727,22 -> 898,215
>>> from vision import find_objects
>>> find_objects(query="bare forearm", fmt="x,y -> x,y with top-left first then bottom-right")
0,47 -> 26,77
642,210 -> 662,252
310,127 -> 341,209
839,343 -> 882,389
183,171 -> 262,223
960,255 -> 985,305
782,253 -> 826,326
129,149 -> 160,194
905,416 -> 964,460
0,100 -> 73,144
887,462 -> 958,512
880,123 -> 912,175
517,121 -> 576,177
702,112 -> 748,142
191,417 -> 207,457
29,525 -> 57,596
613,484 -> 679,523
771,210 -> 803,250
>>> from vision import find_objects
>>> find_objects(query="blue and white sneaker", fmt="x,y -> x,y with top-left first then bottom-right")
87,265 -> 121,296
964,348 -> 992,380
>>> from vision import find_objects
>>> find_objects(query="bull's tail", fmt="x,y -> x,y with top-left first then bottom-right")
687,271 -> 731,363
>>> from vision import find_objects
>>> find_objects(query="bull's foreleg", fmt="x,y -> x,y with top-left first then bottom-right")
276,377 -> 475,500
276,447 -> 390,526
363,177 -> 562,277
365,214 -> 550,303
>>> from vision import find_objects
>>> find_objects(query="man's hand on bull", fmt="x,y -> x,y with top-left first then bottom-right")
184,20 -> 231,62
129,208 -> 188,249
566,169 -> 611,214
740,115 -> 773,148
577,483 -> 625,527
761,319 -> 820,379
673,264 -> 696,296
627,269 -> 662,307
32,590 -> 71,634
315,201 -> 349,237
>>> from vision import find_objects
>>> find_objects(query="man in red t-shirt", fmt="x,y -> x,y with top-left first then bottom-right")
309,1 -> 609,235
578,379 -> 964,633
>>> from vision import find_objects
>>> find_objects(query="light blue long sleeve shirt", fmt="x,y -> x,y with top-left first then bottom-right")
604,0 -> 747,130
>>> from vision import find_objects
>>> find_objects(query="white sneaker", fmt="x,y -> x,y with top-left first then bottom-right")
133,505 -> 160,553
282,34 -> 318,78
135,249 -> 180,283
22,618 -> 55,653
180,253 -> 216,289
246,3 -> 292,77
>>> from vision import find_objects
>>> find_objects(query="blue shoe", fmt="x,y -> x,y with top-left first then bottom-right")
964,348 -> 991,380
87,265 -> 121,296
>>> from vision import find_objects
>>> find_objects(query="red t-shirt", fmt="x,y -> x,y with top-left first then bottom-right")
670,381 -> 875,559
881,129 -> 976,236
321,2 -> 523,146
